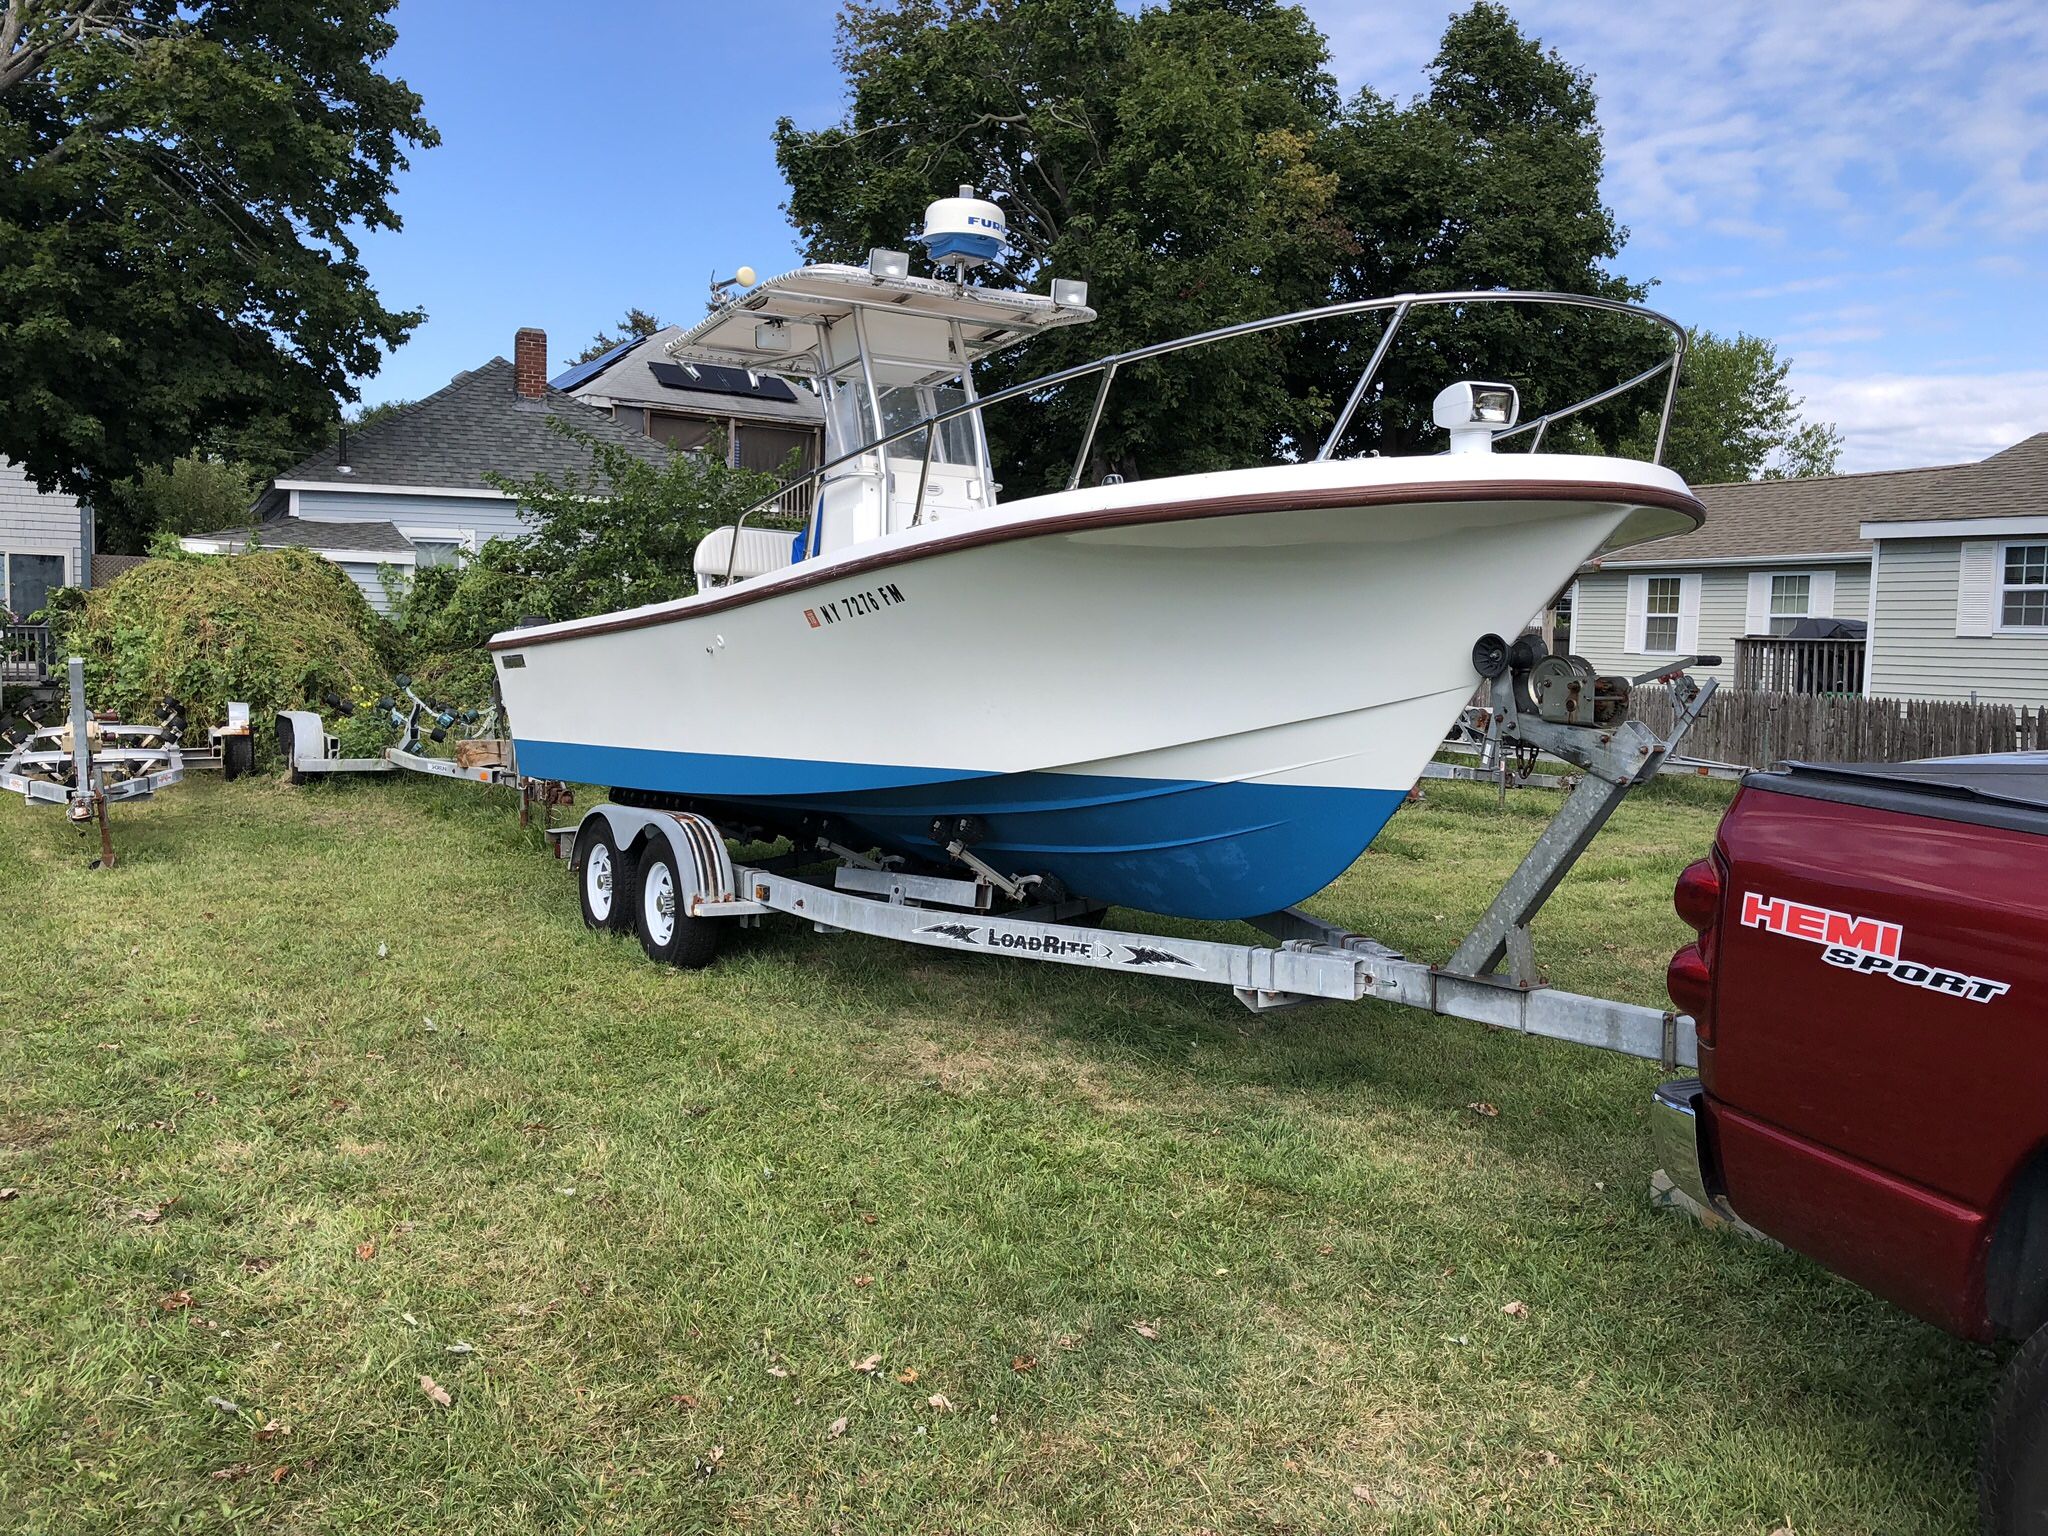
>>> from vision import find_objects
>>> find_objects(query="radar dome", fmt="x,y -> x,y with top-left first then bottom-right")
917,185 -> 1006,271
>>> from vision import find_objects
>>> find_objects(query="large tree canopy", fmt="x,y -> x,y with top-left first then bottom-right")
1633,329 -> 1844,485
777,0 -> 1835,487
0,1 -> 437,501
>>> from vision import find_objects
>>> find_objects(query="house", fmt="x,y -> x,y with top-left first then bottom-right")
552,326 -> 823,484
1,457 -> 92,620
1570,432 -> 2048,707
182,329 -> 671,613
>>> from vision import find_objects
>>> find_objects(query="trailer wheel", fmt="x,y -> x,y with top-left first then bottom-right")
634,840 -> 721,969
222,732 -> 254,782
574,821 -> 636,935
277,717 -> 306,786
1983,1322 -> 2048,1534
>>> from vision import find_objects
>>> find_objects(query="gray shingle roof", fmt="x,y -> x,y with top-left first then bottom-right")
269,358 -> 673,497
1596,431 -> 2048,566
559,326 -> 824,429
187,518 -> 417,556
1859,432 -> 2048,525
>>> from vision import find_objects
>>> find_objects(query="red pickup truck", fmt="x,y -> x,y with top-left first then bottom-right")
1654,755 -> 2048,1532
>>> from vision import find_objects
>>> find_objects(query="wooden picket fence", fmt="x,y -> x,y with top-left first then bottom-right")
1630,686 -> 2048,770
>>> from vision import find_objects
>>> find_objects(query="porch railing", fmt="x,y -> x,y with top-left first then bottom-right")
1,622 -> 53,685
1734,634 -> 1865,696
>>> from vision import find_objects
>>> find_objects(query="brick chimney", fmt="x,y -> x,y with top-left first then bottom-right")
514,327 -> 548,399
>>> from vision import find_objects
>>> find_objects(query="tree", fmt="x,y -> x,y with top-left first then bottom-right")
1626,329 -> 1843,485
0,2 -> 438,503
571,307 -> 666,365
776,1 -> 1673,484
465,421 -> 782,632
95,453 -> 260,552
776,0 -> 1350,492
346,397 -> 416,433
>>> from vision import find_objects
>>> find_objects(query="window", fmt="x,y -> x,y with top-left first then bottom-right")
1644,575 -> 1681,654
1767,572 -> 1812,635
5,552 -> 67,619
2001,543 -> 2048,629
399,529 -> 473,571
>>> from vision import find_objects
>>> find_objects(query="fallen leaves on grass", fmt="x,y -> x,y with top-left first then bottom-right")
852,1354 -> 883,1375
1502,1301 -> 1529,1319
210,1462 -> 254,1482
669,1394 -> 699,1411
1010,1355 -> 1037,1373
694,1445 -> 724,1478
852,1275 -> 874,1289
0,1187 -> 17,1201
1467,1102 -> 1500,1118
159,1289 -> 193,1311
895,1367 -> 919,1385
1130,1320 -> 1162,1341
765,1365 -> 790,1379
418,1375 -> 452,1408
1351,1485 -> 1376,1504
926,1393 -> 954,1412
129,1202 -> 174,1225
205,1396 -> 240,1414
239,1256 -> 276,1275
270,1465 -> 290,1485
355,1240 -> 377,1262
254,1418 -> 288,1442
827,1416 -> 848,1439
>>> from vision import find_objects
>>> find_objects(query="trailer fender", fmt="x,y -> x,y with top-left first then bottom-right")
276,710 -> 328,772
579,805 -> 740,915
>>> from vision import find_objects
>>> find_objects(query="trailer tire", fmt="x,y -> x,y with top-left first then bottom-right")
575,821 -> 636,935
277,717 -> 306,786
1983,1322 -> 2048,1535
633,840 -> 720,969
222,732 -> 254,782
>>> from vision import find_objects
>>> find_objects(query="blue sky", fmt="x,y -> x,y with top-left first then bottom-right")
356,0 -> 2048,473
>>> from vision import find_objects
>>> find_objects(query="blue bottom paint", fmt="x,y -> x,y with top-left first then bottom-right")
514,739 -> 1404,920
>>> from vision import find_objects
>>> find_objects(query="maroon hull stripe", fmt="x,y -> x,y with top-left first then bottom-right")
489,477 -> 1703,652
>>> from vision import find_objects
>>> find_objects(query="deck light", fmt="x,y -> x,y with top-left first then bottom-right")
1433,380 -> 1520,454
754,322 -> 791,352
1050,277 -> 1089,308
868,248 -> 911,281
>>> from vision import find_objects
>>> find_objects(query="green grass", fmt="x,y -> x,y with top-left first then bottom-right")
0,771 -> 1996,1533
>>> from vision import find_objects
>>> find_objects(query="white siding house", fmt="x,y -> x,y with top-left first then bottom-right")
0,457 -> 87,619
183,328 -> 669,614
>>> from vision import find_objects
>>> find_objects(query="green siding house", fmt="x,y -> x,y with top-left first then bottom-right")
1570,434 -> 2047,707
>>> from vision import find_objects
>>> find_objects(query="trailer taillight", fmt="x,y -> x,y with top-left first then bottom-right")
1673,856 -> 1721,933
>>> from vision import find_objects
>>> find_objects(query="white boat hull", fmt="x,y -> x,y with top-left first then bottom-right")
492,456 -> 1699,918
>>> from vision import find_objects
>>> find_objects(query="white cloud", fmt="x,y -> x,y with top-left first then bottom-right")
1309,0 -> 2048,249
1793,367 -> 2048,471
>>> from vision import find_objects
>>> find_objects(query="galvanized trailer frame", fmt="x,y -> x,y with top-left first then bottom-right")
552,646 -> 1718,1073
0,657 -> 185,866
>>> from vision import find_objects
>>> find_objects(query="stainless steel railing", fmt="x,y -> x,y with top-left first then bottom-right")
721,289 -> 1688,584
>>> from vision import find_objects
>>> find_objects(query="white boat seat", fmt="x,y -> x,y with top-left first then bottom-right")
694,524 -> 804,587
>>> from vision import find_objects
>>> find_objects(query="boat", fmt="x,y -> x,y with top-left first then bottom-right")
490,188 -> 1704,921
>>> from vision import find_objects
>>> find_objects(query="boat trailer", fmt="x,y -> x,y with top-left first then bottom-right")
278,677 -> 519,788
0,656 -> 187,867
552,641 -> 1720,1071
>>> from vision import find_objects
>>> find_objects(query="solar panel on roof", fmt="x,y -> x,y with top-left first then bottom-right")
549,334 -> 641,393
648,360 -> 798,404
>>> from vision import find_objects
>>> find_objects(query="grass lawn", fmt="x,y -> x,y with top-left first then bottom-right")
0,770 -> 1995,1534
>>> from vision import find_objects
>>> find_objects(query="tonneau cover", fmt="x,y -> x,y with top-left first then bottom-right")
1746,753 -> 2048,837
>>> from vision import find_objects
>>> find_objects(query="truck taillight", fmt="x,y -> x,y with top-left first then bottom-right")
1674,856 -> 1721,933
1670,855 -> 1721,1046
1667,943 -> 1713,1022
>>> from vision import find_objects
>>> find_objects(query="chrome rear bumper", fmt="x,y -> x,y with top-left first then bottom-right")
1651,1077 -> 1713,1208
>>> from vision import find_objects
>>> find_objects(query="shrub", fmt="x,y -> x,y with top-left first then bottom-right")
51,547 -> 399,732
